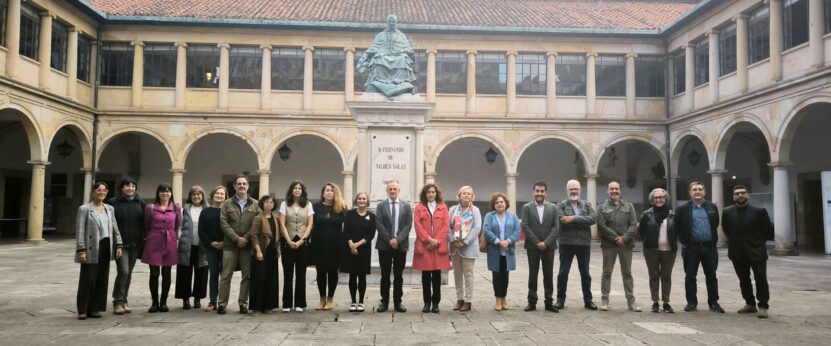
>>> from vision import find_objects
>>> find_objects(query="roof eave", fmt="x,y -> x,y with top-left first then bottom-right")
657,0 -> 722,37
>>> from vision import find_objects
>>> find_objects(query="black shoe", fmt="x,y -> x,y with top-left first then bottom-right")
663,303 -> 674,313
193,300 -> 201,309
159,304 -> 169,313
148,303 -> 159,313
684,304 -> 697,312
431,304 -> 440,313
183,299 -> 191,310
584,302 -> 598,310
554,301 -> 565,310
544,304 -> 559,313
422,304 -> 431,313
394,303 -> 407,313
524,304 -> 536,312
709,303 -> 725,313
217,305 -> 226,314
376,302 -> 389,313
651,302 -> 660,313
239,304 -> 248,314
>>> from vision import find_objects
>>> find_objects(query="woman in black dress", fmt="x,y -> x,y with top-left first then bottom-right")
341,192 -> 376,312
249,195 -> 280,314
311,182 -> 347,311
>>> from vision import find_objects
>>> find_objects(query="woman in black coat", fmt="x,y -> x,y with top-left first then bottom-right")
638,188 -> 677,313
310,182 -> 347,311
340,192 -> 376,312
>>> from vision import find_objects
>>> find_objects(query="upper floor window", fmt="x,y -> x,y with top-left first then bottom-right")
414,50 -> 427,94
825,0 -> 831,34
1,0 -> 9,47
694,39 -> 709,86
19,2 -> 39,60
187,44 -> 219,88
719,24 -> 737,76
50,20 -> 68,72
475,52 -> 506,95
229,46 -> 262,89
555,54 -> 586,96
144,43 -> 176,87
672,50 -> 685,95
271,47 -> 303,91
748,5 -> 770,64
435,51 -> 466,94
77,35 -> 91,83
100,42 -> 133,86
313,48 -> 344,92
783,0 -> 809,50
516,53 -> 546,96
596,55 -> 625,97
636,55 -> 665,98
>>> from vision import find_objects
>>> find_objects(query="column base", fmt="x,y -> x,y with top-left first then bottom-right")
717,241 -> 728,248
23,238 -> 48,244
770,248 -> 798,256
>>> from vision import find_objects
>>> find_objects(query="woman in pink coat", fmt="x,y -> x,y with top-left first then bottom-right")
141,183 -> 181,313
412,183 -> 451,313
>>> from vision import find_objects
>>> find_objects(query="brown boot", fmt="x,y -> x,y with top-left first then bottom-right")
113,304 -> 125,315
316,297 -> 326,310
323,297 -> 334,311
453,300 -> 464,311
460,302 -> 471,312
123,304 -> 132,313
495,298 -> 502,311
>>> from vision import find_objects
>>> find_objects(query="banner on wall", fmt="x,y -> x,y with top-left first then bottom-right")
822,171 -> 831,255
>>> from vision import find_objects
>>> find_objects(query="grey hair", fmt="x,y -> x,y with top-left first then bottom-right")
648,188 -> 669,205
566,179 -> 581,188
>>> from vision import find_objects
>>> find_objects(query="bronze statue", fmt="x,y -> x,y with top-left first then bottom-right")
357,15 -> 417,98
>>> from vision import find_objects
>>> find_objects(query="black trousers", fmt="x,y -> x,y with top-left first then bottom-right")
175,245 -> 208,300
281,243 -> 308,308
77,239 -> 110,314
349,273 -> 367,304
149,265 -> 172,304
557,244 -> 593,303
378,249 -> 406,304
421,270 -> 441,305
732,257 -> 769,309
316,266 -> 338,298
492,256 -> 509,298
527,247 -> 555,305
682,246 -> 719,306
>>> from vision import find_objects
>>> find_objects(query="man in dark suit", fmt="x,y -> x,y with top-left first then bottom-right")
722,185 -> 773,318
520,181 -> 560,313
375,180 -> 413,313
674,181 -> 723,313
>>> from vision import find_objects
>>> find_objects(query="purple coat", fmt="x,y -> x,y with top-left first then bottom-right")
141,203 -> 181,266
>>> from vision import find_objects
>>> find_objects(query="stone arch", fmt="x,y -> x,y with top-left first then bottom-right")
670,129 -> 711,175
97,126 -> 176,167
264,129 -> 348,171
428,131 -> 512,174
0,103 -> 45,161
592,133 -> 667,174
775,93 -> 831,163
49,120 -> 93,170
514,132 -> 591,174
713,114 -> 773,170
179,127 -> 261,169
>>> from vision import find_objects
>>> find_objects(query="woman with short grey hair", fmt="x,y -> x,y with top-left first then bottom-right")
638,188 -> 677,313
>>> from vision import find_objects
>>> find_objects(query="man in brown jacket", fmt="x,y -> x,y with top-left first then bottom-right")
218,175 -> 261,314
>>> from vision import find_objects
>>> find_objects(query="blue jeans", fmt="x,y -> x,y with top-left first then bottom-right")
557,244 -> 593,303
682,245 -> 719,306
204,246 -> 223,305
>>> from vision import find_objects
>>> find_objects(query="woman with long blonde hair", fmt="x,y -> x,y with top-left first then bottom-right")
310,182 -> 347,310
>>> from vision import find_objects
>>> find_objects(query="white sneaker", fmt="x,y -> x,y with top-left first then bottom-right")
356,303 -> 365,312
294,307 -> 304,312
282,308 -> 290,313
758,308 -> 769,319
349,303 -> 357,312
628,304 -> 642,312
599,302 -> 609,311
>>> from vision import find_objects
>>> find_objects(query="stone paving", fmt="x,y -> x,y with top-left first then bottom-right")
1,238 -> 831,345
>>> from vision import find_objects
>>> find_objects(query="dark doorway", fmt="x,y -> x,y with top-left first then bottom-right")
2,177 -> 29,238
797,174 -> 823,253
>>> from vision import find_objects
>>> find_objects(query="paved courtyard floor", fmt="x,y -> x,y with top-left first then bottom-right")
1,238 -> 830,345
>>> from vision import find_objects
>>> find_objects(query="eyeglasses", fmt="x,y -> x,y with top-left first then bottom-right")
653,196 -> 666,200
733,191 -> 748,196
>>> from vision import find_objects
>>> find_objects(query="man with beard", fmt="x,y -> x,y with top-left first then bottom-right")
218,175 -> 261,314
520,181 -> 560,312
722,185 -> 773,318
555,179 -> 598,310
596,180 -> 640,312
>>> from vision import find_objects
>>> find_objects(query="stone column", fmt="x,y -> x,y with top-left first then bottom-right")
66,28 -> 78,100
685,43 -> 695,110
89,41 -> 98,87
131,41 -> 145,108
735,14 -> 749,93
769,0 -> 783,81
426,49 -> 436,102
546,52 -> 557,117
174,42 -> 187,109
425,172 -> 437,185
261,45 -> 272,110
625,53 -> 637,118
218,44 -> 230,109
26,160 -> 49,243
82,170 -> 92,205
302,46 -> 314,111
171,169 -> 185,205
415,128 -> 425,196
342,171 -> 354,207
506,173 -> 517,214
466,50 -> 477,114
506,51 -> 517,115
809,0 -> 825,68
38,12 -> 53,89
770,162 -> 797,255
585,174 -> 598,240
707,30 -> 719,103
585,53 -> 597,115
356,126 -> 368,195
344,47 -> 355,102
258,170 -> 270,198
669,175 -> 679,208
707,169 -> 727,246
5,0 -> 21,78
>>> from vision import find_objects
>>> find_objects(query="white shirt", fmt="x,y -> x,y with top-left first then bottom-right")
389,198 -> 400,236
428,201 -> 437,214
190,205 -> 203,246
278,201 -> 315,216
658,218 -> 671,251
536,202 -> 545,223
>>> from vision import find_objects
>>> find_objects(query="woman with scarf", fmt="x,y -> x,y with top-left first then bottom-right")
447,185 -> 481,312
638,188 -> 677,313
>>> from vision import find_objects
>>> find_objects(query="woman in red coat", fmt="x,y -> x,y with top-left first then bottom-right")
412,183 -> 451,313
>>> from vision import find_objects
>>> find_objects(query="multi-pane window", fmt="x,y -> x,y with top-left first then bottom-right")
143,43 -> 176,87
229,46 -> 262,89
595,55 -> 625,97
719,24 -> 737,76
435,51 -> 466,94
271,47 -> 304,91
50,20 -> 68,72
100,42 -> 134,86
313,48 -> 344,91
783,0 -> 809,50
825,0 -> 831,34
77,35 -> 91,83
186,44 -> 219,88
516,53 -> 546,95
672,50 -> 685,95
475,52 -> 506,94
748,5 -> 770,64
0,0 -> 7,47
19,2 -> 40,60
414,50 -> 427,94
694,39 -> 709,86
555,54 -> 586,96
636,55 -> 665,98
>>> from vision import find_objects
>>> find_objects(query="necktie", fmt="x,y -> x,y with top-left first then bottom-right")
391,201 -> 397,238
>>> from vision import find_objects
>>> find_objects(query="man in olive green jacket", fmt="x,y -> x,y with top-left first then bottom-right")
217,175 -> 261,314
596,181 -> 640,312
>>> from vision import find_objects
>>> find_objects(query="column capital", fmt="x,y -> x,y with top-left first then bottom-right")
546,51 -> 558,58
302,45 -> 315,52
625,53 -> 638,59
506,51 -> 518,57
425,172 -> 437,178
343,47 -> 355,53
217,43 -> 230,49
174,42 -> 188,48
131,41 -> 145,48
733,13 -> 749,22
505,173 -> 518,179
257,169 -> 271,175
341,170 -> 355,176
170,168 -> 187,174
466,50 -> 478,56
426,49 -> 437,55
767,161 -> 792,168
706,169 -> 728,175
260,44 -> 272,51
584,174 -> 599,179
39,10 -> 55,19
68,26 -> 79,33
704,30 -> 718,37
685,42 -> 696,49
26,160 -> 51,167
585,52 -> 598,58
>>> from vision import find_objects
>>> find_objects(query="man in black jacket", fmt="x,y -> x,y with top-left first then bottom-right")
722,185 -> 773,318
673,181 -> 723,313
108,177 -> 146,315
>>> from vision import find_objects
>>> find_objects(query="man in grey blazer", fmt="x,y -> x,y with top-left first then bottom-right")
521,181 -> 560,313
375,180 -> 413,312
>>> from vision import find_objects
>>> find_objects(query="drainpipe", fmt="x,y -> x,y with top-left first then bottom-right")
91,27 -> 101,183
664,39 -> 672,196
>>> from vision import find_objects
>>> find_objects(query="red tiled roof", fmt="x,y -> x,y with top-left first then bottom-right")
86,0 -> 702,31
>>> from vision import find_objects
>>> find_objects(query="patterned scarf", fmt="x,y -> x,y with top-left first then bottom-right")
452,205 -> 474,239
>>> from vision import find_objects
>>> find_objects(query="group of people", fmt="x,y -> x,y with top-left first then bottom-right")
74,175 -> 774,320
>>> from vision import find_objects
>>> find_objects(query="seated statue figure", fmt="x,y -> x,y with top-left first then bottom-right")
356,15 -> 416,98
